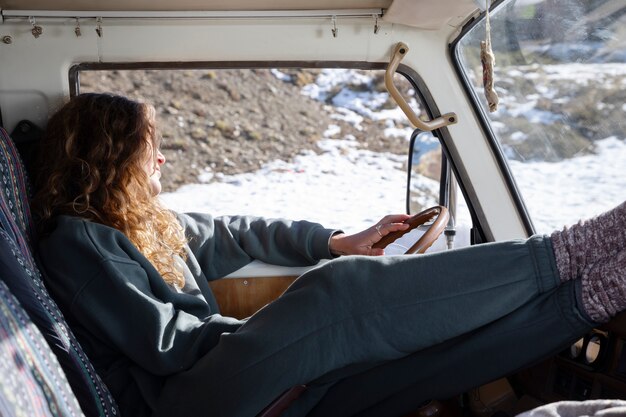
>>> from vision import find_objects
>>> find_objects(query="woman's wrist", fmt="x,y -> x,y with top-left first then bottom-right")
329,232 -> 347,257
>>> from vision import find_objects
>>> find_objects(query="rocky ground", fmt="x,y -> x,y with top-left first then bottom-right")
80,69 -> 411,192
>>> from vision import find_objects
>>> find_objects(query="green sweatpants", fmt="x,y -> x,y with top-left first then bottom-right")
155,235 -> 595,417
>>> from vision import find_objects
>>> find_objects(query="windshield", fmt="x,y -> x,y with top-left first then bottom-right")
455,0 -> 626,233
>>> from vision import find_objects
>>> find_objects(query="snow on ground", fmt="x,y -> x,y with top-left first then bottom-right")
161,66 -> 626,238
511,137 -> 626,233
543,63 -> 626,84
499,63 -> 626,125
161,134 -> 625,235
301,68 -> 417,137
160,138 -> 420,233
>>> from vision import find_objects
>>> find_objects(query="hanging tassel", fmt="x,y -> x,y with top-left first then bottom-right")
480,0 -> 499,112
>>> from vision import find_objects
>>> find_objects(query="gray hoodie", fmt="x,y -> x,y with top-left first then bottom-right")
38,212 -> 338,416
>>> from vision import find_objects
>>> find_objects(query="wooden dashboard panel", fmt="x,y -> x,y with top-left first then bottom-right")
209,276 -> 298,319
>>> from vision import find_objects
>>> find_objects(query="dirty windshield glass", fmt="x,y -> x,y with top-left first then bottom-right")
455,0 -> 626,233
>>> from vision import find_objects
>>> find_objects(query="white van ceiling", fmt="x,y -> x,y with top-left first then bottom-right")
0,0 -> 392,10
0,0 -> 480,29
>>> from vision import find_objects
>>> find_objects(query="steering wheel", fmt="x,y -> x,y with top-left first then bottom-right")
372,205 -> 450,254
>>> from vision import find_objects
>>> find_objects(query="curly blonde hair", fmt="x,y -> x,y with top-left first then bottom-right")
34,93 -> 187,288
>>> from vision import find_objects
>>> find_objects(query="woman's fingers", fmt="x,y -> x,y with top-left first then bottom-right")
377,214 -> 411,226
331,214 -> 413,257
373,220 -> 410,237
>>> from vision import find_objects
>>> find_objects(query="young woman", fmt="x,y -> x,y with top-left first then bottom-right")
34,93 -> 626,417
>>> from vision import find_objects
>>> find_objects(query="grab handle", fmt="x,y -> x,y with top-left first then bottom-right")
385,42 -> 458,131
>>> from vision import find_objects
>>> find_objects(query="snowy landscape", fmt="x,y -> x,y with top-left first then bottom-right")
160,64 -> 626,237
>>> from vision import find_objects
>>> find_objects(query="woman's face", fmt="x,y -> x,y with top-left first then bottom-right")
142,107 -> 166,196
143,139 -> 166,196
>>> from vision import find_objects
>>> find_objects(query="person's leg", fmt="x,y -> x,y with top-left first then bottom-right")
308,244 -> 626,417
304,279 -> 593,417
155,235 -> 583,417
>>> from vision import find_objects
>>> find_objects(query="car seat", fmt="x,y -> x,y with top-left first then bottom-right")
0,126 -> 119,416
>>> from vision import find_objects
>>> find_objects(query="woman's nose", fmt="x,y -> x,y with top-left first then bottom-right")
157,150 -> 166,165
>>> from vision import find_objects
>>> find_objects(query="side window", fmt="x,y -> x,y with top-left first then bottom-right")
455,0 -> 626,233
80,67 -> 470,250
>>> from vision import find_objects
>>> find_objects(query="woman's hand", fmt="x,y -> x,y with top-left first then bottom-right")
329,214 -> 411,256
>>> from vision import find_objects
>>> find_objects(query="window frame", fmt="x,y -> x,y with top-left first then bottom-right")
449,0 -> 536,237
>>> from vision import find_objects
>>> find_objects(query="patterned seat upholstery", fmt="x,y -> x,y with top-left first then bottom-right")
0,246 -> 84,417
0,127 -> 36,266
0,127 -> 120,417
